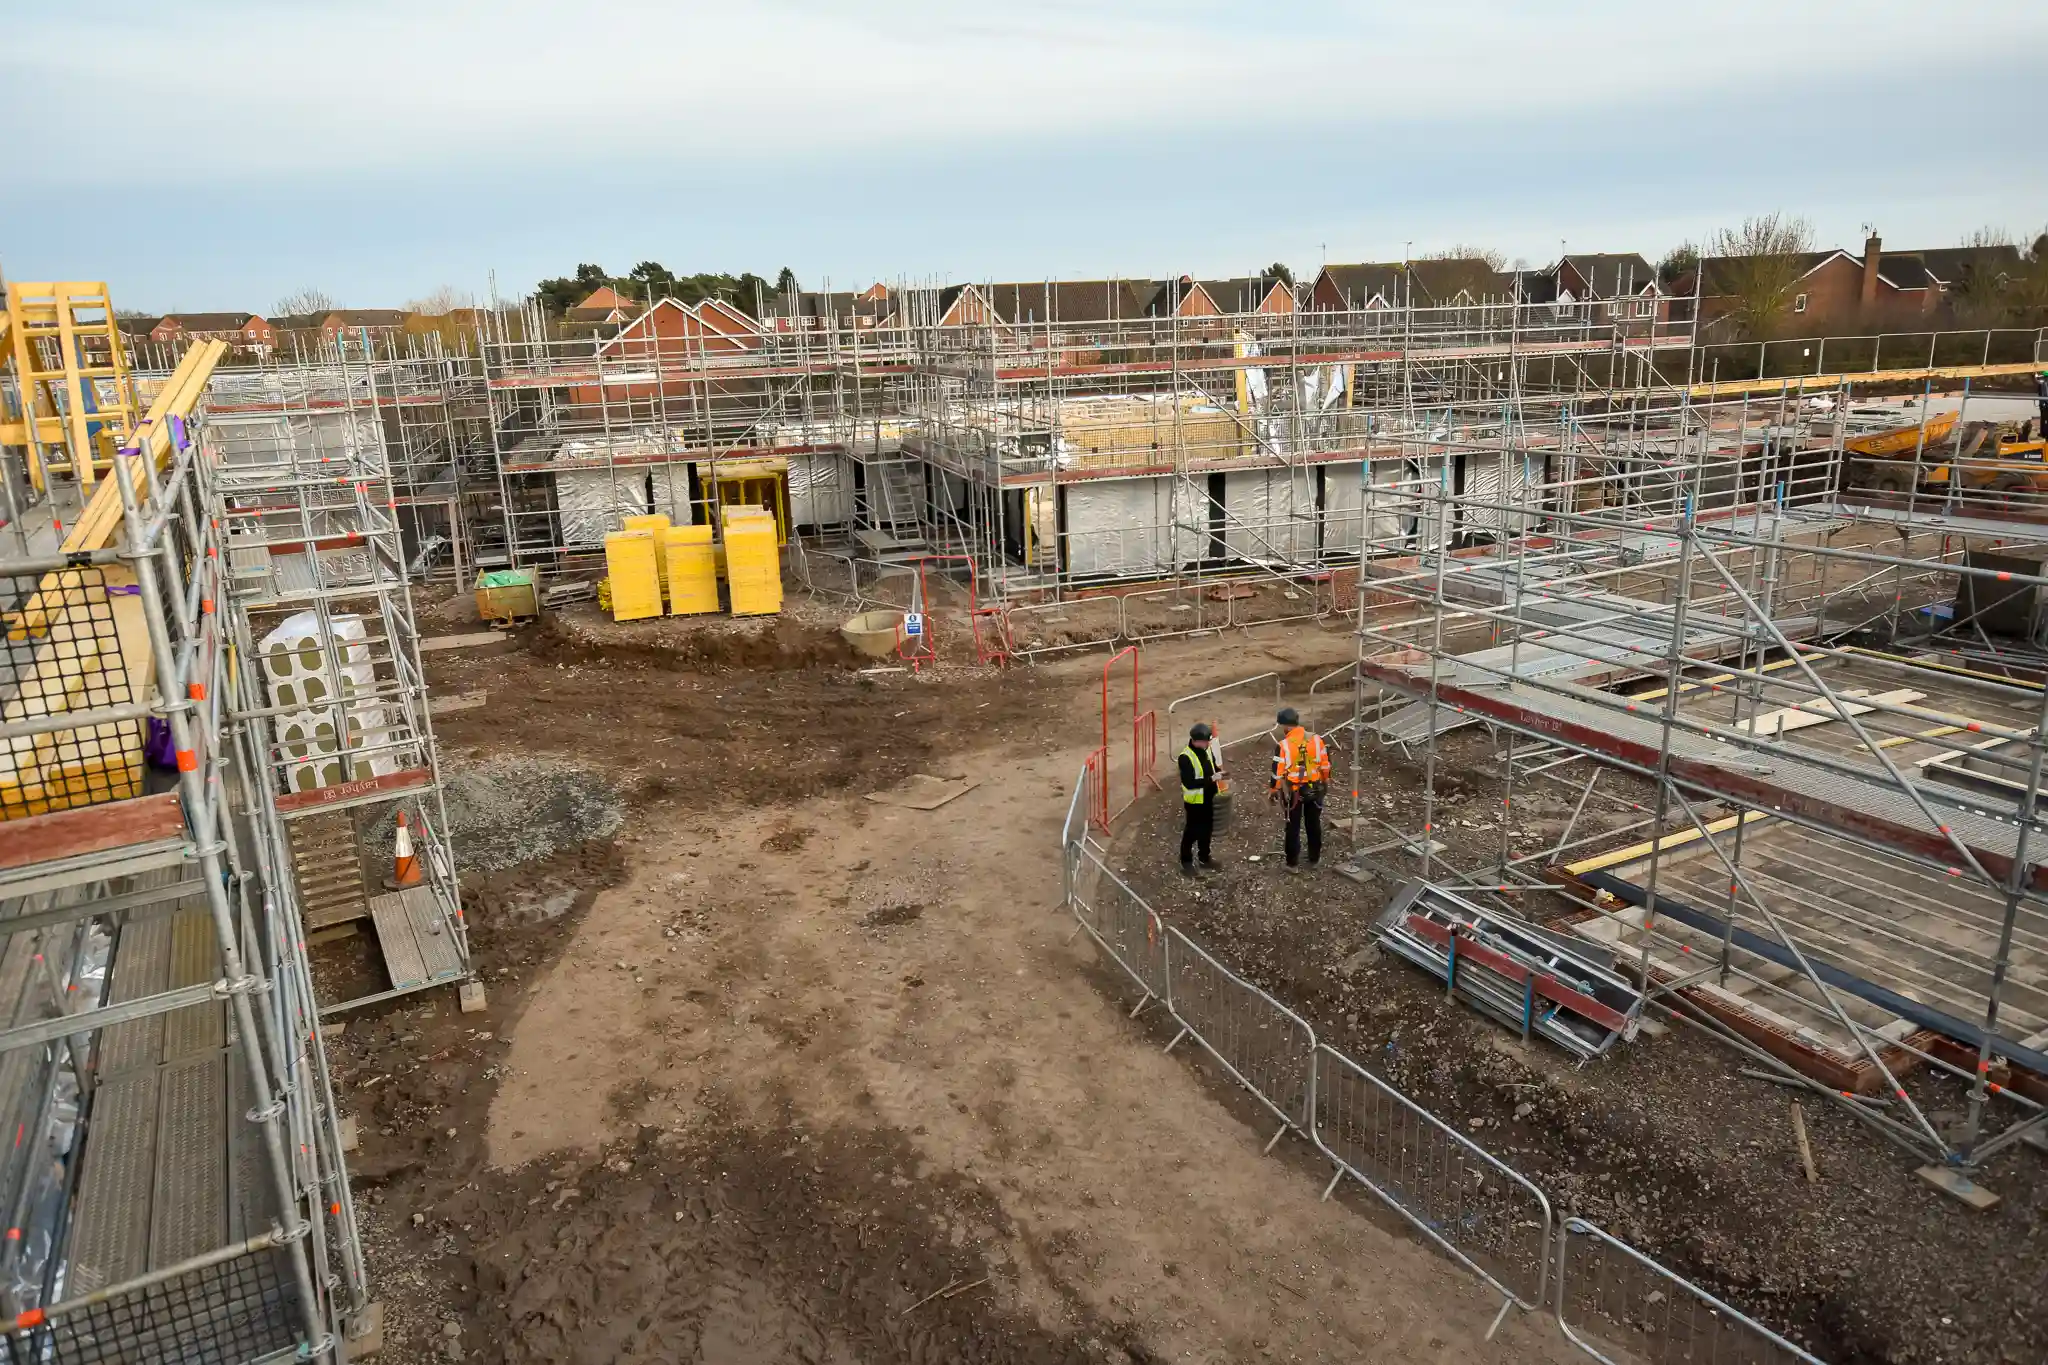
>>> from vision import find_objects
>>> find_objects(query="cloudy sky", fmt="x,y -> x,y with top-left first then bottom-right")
6,0 -> 2045,312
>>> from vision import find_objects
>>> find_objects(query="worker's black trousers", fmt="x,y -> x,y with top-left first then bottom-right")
1285,791 -> 1323,867
1179,801 -> 1213,867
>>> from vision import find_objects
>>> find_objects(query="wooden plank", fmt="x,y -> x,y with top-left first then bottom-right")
368,890 -> 428,992
428,690 -> 487,716
1737,688 -> 1925,737
274,767 -> 431,815
403,886 -> 466,984
419,632 -> 503,653
0,792 -> 181,870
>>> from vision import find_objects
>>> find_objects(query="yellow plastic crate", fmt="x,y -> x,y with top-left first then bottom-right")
604,531 -> 663,621
663,525 -> 719,615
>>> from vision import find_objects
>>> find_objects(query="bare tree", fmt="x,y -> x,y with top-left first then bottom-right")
273,287 -> 336,318
1959,225 -> 2014,249
1420,244 -> 1508,270
404,285 -> 473,316
1708,214 -> 1814,339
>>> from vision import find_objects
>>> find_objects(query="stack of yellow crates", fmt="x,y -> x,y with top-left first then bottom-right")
722,505 -> 782,616
623,513 -> 671,595
604,530 -> 663,621
664,524 -> 719,615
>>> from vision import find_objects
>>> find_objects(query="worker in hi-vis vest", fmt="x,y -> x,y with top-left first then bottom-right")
1270,707 -> 1330,873
1177,723 -> 1222,876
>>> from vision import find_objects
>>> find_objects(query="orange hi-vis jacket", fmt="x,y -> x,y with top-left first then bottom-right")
1271,726 -> 1331,791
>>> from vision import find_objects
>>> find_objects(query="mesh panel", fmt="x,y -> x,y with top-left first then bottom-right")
0,568 -> 142,820
2,1249 -> 301,1365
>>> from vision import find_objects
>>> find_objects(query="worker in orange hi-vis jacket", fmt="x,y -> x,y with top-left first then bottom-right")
1269,707 -> 1330,874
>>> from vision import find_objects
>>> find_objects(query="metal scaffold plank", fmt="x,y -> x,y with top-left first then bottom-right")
150,1052 -> 229,1267
65,1073 -> 160,1292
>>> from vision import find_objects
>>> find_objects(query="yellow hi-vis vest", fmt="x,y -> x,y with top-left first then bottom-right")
1179,746 -> 1212,804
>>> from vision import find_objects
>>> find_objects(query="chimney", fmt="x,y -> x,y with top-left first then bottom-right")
1861,232 -> 1882,310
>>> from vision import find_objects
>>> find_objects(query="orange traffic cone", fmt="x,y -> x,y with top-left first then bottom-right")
385,810 -> 422,889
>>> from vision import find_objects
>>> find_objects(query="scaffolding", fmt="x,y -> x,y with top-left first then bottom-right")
0,343 -> 368,1360
1340,341 -> 2048,1181
206,344 -> 471,1015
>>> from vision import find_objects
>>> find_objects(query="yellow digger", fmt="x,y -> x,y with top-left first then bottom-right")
1844,412 -> 2048,513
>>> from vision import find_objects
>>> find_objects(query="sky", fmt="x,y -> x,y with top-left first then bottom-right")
5,0 -> 2046,313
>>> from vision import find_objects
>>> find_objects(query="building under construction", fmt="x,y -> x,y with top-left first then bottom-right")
1,258 -> 2045,1362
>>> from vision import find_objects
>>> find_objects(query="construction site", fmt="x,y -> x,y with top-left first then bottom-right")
0,265 -> 2044,1365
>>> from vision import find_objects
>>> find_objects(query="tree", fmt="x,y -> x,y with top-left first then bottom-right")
536,266 -> 608,316
733,272 -> 771,318
628,261 -> 675,301
405,285 -> 472,316
775,266 -> 799,295
273,287 -> 336,319
1960,225 -> 2014,249
1264,261 -> 1295,286
1420,244 -> 1507,270
2007,229 -> 2048,324
1657,242 -> 1700,288
1707,213 -> 1813,339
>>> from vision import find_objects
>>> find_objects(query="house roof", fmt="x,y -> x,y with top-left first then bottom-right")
1555,254 -> 1660,297
161,312 -> 259,331
1198,277 -> 1288,311
1872,253 -> 1935,290
1141,277 -> 1214,316
983,280 -> 1149,325
116,316 -> 163,335
577,285 -> 635,311
270,313 -> 325,330
1318,263 -> 1407,307
322,309 -> 408,328
1906,245 -> 2025,286
1319,259 -> 1512,307
1688,250 -> 1851,296
764,288 -> 896,322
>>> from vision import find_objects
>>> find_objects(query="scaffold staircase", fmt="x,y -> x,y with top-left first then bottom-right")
855,453 -> 926,559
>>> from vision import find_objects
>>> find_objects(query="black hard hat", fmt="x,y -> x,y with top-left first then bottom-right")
1189,722 -> 1213,741
1277,706 -> 1300,727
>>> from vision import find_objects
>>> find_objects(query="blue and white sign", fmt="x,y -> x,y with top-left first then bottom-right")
903,612 -> 924,637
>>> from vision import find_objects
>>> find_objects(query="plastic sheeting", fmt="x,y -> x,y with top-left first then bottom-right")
1064,479 -> 1177,577
787,450 -> 853,529
1459,452 -> 1539,535
552,434 -> 692,547
1224,467 -> 1315,560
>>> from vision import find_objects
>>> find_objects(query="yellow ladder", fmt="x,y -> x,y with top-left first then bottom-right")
0,275 -> 141,492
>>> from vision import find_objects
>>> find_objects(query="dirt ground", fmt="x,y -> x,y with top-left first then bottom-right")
1112,727 -> 2048,1365
324,604 -> 1599,1364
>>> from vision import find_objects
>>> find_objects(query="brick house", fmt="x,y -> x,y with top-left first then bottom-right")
1308,259 -> 1513,312
1674,234 -> 2027,336
1520,254 -> 1666,322
148,312 -> 277,351
1199,276 -> 1296,315
317,310 -> 407,344
570,297 -> 765,403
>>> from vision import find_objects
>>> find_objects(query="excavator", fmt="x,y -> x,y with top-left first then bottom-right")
1842,408 -> 2048,513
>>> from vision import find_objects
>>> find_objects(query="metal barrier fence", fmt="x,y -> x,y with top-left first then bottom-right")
1068,846 -> 1170,1007
1556,1219 -> 1824,1365
1314,1044 -> 1551,1324
1059,771 -> 1829,1363
1162,925 -> 1316,1151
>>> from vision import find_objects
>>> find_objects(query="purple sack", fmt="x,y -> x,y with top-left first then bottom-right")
144,717 -> 178,771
